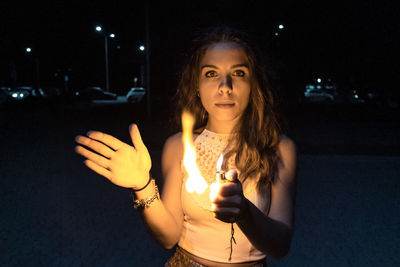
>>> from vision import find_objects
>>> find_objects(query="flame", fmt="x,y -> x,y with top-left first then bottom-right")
209,182 -> 220,202
209,153 -> 223,201
182,111 -> 208,194
216,154 -> 223,172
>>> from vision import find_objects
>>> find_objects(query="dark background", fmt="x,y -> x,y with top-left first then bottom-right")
1,1 -> 400,266
2,0 -> 399,116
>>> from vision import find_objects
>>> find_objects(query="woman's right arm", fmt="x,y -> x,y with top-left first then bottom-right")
74,124 -> 183,249
135,133 -> 184,249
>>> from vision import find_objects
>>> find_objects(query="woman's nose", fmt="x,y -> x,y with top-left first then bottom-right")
218,75 -> 233,95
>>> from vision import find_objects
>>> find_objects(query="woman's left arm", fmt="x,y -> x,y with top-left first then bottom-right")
213,136 -> 297,259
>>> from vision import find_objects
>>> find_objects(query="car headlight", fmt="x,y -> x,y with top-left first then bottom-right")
11,91 -> 29,100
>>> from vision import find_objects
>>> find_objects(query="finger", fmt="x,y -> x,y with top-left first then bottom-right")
214,213 -> 238,224
213,207 -> 240,217
75,135 -> 115,158
212,195 -> 242,207
225,169 -> 238,182
86,131 -> 126,151
129,124 -> 146,151
84,159 -> 112,181
218,183 -> 242,197
75,145 -> 110,169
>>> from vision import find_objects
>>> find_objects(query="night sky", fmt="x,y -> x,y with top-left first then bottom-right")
1,3 -> 400,265
2,0 -> 399,103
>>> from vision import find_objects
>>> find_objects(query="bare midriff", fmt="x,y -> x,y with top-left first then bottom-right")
178,246 -> 266,267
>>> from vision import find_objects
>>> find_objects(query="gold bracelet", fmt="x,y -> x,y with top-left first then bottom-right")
132,179 -> 160,209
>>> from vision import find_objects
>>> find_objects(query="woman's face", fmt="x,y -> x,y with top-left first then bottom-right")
198,42 -> 251,130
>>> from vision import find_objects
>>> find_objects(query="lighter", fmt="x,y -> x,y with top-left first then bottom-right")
216,154 -> 227,183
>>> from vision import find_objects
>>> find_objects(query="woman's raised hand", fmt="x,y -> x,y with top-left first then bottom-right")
74,124 -> 151,189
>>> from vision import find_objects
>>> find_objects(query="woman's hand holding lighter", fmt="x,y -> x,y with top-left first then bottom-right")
210,169 -> 247,223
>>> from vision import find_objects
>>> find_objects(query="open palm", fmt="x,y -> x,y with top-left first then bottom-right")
74,124 -> 151,189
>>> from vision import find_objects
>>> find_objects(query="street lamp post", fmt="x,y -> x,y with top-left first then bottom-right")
95,25 -> 115,92
138,45 -> 145,87
25,47 -> 40,89
104,34 -> 110,92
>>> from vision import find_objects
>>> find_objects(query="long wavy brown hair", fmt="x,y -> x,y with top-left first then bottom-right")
173,25 -> 282,194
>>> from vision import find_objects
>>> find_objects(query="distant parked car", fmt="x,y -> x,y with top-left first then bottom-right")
126,87 -> 145,103
8,86 -> 41,103
39,87 -> 63,99
35,87 -> 65,105
304,88 -> 336,102
302,79 -> 337,103
74,86 -> 117,102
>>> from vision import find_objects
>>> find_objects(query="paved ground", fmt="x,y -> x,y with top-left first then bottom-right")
1,102 -> 399,266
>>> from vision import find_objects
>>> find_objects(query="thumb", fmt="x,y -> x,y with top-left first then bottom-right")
129,123 -> 145,150
225,169 -> 238,183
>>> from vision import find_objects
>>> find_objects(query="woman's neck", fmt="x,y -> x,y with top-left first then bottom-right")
205,117 -> 240,134
205,122 -> 234,134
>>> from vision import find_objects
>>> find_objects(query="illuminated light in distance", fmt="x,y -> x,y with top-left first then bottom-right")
95,26 -> 102,32
274,32 -> 279,36
305,84 -> 315,90
26,47 -> 32,53
278,24 -> 284,29
139,45 -> 145,51
317,78 -> 322,83
109,33 -> 115,38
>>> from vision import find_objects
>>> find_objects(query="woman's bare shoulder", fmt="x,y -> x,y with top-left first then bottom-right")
162,127 -> 203,156
278,135 -> 296,155
279,134 -> 296,150
276,135 -> 297,184
163,132 -> 183,153
165,132 -> 183,143
161,133 -> 183,175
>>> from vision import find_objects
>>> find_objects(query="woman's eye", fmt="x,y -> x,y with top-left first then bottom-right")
233,70 -> 245,77
205,71 -> 217,78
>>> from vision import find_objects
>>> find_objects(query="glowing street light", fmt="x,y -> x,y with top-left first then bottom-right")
95,25 -> 116,92
139,44 -> 146,89
275,24 -> 285,37
24,47 -> 40,89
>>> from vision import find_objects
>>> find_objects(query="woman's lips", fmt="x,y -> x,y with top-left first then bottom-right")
215,103 -> 235,109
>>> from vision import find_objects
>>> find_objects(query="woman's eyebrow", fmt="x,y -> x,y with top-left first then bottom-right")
200,63 -> 249,70
231,63 -> 249,69
200,64 -> 217,70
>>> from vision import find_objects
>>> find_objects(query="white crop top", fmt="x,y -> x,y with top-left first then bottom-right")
178,129 -> 270,263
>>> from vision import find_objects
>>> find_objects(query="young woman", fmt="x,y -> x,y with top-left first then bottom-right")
75,26 -> 297,266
